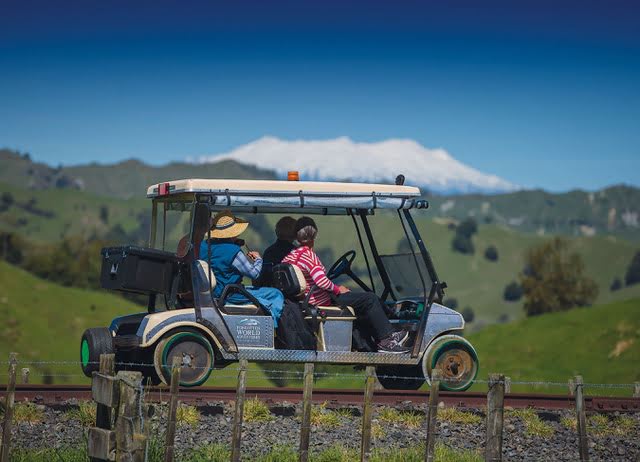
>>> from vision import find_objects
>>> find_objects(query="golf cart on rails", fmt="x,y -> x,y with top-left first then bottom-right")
80,175 -> 478,390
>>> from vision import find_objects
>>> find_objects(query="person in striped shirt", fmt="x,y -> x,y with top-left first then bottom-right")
282,216 -> 409,354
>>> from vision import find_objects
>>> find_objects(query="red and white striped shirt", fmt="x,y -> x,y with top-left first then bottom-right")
282,245 -> 340,306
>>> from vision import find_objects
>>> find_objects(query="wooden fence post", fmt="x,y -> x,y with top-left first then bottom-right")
163,356 -> 182,462
425,369 -> 441,462
633,382 -> 640,398
231,359 -> 248,462
574,376 -> 589,462
360,366 -> 376,462
95,354 -> 115,431
299,363 -> 315,462
0,353 -> 18,462
20,368 -> 29,385
504,377 -> 511,395
568,379 -> 575,397
114,371 -> 145,462
485,373 -> 505,462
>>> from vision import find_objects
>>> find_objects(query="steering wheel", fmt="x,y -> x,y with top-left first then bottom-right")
327,250 -> 357,280
327,250 -> 371,292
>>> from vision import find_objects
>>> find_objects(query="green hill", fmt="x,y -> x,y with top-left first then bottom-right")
467,297 -> 640,395
0,181 -> 148,242
0,149 -> 277,200
2,180 -> 640,326
0,260 -> 278,386
2,147 -> 640,239
426,185 -> 640,242
0,260 -> 140,382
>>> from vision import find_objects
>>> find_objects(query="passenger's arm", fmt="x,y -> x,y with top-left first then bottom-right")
307,263 -> 341,295
232,252 -> 263,280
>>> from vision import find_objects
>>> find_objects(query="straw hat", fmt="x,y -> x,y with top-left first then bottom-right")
207,210 -> 249,239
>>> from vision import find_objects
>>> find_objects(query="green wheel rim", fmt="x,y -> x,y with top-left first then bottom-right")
81,339 -> 90,369
430,339 -> 479,392
161,332 -> 213,387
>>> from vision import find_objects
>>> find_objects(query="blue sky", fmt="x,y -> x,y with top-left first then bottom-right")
1,0 -> 639,191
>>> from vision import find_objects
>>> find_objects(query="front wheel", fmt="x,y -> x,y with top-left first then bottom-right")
80,328 -> 113,377
154,331 -> 214,387
375,364 -> 426,390
422,335 -> 479,392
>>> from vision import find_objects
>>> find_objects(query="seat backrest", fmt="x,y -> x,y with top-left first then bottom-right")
194,259 -> 217,292
272,263 -> 307,298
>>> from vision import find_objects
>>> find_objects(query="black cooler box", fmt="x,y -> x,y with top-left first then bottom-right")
100,246 -> 179,295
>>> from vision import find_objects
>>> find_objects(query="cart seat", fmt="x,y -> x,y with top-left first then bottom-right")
304,306 -> 356,321
272,263 -> 355,315
196,260 -> 262,315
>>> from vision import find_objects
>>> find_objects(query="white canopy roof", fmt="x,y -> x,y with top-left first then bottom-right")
147,178 -> 424,211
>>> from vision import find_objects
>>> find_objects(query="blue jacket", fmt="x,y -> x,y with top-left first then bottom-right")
200,240 -> 242,298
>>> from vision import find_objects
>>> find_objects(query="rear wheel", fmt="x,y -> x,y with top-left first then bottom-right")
423,335 -> 478,391
80,328 -> 113,377
375,364 -> 426,390
155,331 -> 214,387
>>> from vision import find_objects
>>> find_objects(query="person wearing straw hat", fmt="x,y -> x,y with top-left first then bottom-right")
200,210 -> 285,327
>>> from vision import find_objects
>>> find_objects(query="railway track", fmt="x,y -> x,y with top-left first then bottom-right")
3,385 -> 639,411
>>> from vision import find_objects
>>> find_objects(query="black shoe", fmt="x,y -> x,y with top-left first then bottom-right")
377,335 -> 410,354
391,329 -> 409,346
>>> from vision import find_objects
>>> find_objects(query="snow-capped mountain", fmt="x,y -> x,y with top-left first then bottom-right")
197,136 -> 517,194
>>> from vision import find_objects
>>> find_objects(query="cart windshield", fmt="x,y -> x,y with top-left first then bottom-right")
379,252 -> 432,299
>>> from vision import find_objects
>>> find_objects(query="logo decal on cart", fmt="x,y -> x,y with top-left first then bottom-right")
237,318 -> 261,342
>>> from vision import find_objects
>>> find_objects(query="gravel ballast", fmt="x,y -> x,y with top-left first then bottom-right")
3,401 -> 640,461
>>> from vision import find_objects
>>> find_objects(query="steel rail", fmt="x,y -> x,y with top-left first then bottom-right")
2,385 -> 638,411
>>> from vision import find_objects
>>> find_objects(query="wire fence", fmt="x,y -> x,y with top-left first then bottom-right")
1,358 -> 638,393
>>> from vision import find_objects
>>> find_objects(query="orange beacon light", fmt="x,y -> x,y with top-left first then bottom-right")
287,171 -> 300,181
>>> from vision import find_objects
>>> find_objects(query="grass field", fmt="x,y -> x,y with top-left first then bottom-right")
467,297 -> 640,395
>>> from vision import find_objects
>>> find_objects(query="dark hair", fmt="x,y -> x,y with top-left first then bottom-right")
295,216 -> 318,243
275,216 -> 297,240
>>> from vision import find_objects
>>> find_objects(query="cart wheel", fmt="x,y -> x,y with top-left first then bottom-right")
423,335 -> 478,392
158,331 -> 214,387
80,328 -> 114,377
375,365 -> 426,390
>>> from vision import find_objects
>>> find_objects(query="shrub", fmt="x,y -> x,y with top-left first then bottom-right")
484,245 -> 498,262
451,218 -> 478,255
610,277 -> 622,291
520,237 -> 598,316
461,306 -> 475,323
625,251 -> 640,286
452,233 -> 474,254
457,218 -> 478,238
503,281 -> 523,302
1,192 -> 14,208
443,298 -> 458,309
99,205 -> 109,224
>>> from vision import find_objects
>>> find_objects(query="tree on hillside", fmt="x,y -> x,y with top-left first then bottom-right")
484,245 -> 499,262
503,281 -> 523,301
610,277 -> 622,292
519,237 -> 598,316
461,306 -> 475,323
99,205 -> 109,224
451,218 -> 478,255
443,298 -> 458,309
625,251 -> 640,286
1,192 -> 14,207
457,218 -> 478,238
452,233 -> 474,254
